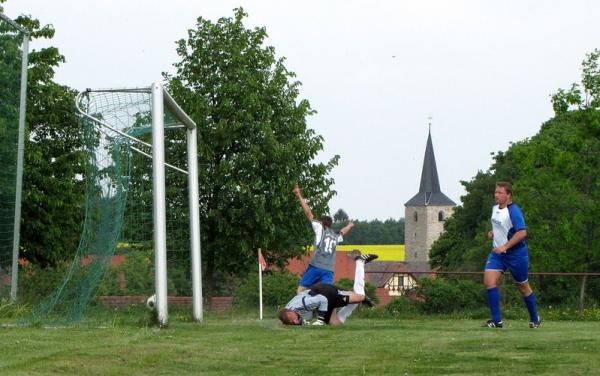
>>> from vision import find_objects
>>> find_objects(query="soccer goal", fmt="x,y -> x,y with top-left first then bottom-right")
80,83 -> 202,326
26,83 -> 202,327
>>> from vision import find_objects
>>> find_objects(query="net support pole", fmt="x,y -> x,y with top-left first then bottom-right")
187,125 -> 203,322
10,32 -> 29,302
151,82 -> 168,326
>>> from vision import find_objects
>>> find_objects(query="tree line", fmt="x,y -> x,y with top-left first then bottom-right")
331,209 -> 404,244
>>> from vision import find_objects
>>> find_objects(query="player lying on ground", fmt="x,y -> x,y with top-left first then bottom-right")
278,253 -> 378,326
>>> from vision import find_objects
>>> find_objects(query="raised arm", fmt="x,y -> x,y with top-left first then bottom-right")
339,220 -> 355,237
293,186 -> 314,222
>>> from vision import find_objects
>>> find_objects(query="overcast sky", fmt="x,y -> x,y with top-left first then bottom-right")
4,1 -> 600,220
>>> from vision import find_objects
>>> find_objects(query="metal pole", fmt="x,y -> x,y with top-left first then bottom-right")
187,125 -> 203,322
10,32 -> 29,301
151,82 -> 168,326
163,89 -> 196,130
259,257 -> 263,320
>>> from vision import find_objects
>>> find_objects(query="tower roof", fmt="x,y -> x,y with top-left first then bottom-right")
405,129 -> 456,207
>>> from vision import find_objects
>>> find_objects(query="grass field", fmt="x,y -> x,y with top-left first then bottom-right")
1,310 -> 599,375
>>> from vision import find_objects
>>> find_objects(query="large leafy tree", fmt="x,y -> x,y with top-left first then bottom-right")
430,50 -> 600,309
166,9 -> 338,297
1,4 -> 85,267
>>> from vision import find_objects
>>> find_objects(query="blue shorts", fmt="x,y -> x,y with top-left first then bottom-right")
485,250 -> 529,283
299,264 -> 333,288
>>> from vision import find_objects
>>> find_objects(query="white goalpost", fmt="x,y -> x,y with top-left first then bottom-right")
75,82 -> 203,326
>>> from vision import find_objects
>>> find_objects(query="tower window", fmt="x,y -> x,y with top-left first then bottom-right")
438,211 -> 444,222
414,211 -> 418,222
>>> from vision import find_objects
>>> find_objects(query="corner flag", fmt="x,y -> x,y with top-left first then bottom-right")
258,248 -> 267,320
258,248 -> 267,271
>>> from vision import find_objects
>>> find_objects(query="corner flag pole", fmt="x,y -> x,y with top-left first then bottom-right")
258,248 -> 267,320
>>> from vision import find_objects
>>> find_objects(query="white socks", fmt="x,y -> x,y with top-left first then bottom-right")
354,259 -> 365,296
337,260 -> 367,324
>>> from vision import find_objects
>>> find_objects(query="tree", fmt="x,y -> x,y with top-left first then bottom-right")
2,9 -> 85,267
165,9 -> 338,297
551,49 -> 600,115
333,208 -> 349,222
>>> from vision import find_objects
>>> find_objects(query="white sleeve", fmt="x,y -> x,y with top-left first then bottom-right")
311,220 -> 323,245
337,234 -> 344,243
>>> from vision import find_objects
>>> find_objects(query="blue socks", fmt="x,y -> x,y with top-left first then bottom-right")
487,287 -> 502,323
487,288 -> 539,324
523,293 -> 539,322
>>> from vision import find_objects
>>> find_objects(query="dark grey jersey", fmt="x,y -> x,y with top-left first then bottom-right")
310,221 -> 343,272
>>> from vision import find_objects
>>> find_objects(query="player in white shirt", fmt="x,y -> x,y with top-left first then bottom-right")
483,182 -> 540,328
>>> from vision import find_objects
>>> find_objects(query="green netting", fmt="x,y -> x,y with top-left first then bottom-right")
22,89 -> 192,325
0,17 -> 25,299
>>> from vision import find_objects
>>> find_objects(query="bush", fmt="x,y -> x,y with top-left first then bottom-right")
415,277 -> 486,313
18,262 -> 72,303
234,270 -> 298,308
385,296 -> 418,315
97,249 -> 181,296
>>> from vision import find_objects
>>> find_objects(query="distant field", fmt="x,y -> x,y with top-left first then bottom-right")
1,313 -> 598,375
337,244 -> 405,261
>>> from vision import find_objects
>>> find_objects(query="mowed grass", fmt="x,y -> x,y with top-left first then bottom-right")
0,313 -> 599,375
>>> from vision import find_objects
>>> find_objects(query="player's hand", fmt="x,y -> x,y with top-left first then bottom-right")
292,186 -> 301,197
487,231 -> 493,240
493,245 -> 507,254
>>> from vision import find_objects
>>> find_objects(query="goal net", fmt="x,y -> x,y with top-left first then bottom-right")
23,84 -> 202,326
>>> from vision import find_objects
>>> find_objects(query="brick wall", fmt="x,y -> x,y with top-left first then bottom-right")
375,287 -> 393,307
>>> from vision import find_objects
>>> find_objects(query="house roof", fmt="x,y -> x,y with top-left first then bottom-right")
405,129 -> 456,207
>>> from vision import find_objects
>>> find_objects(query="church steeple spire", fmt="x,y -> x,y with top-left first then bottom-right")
405,125 -> 456,206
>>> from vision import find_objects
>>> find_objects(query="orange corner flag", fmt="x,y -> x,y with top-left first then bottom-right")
258,248 -> 267,271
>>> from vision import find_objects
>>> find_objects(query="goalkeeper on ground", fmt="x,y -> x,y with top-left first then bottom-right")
278,253 -> 378,326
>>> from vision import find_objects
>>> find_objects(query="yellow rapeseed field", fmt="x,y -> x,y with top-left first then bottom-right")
336,244 -> 405,261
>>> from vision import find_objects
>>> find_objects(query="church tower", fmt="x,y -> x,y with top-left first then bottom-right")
404,127 -> 456,270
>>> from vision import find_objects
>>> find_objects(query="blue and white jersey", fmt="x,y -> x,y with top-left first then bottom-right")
491,203 -> 527,252
285,290 -> 328,324
310,220 -> 343,272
